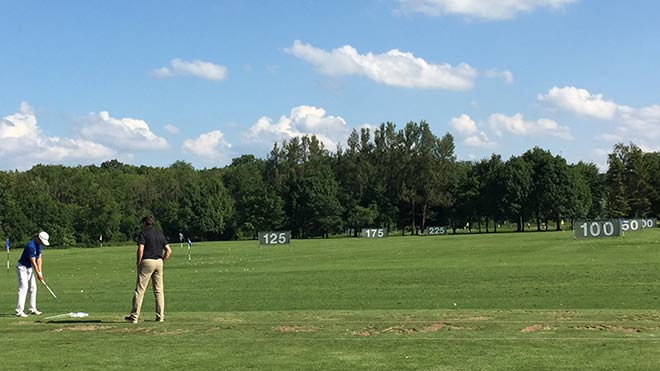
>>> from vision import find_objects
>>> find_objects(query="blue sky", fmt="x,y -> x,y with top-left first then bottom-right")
1,0 -> 659,170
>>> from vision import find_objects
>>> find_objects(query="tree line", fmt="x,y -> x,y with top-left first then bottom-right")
0,121 -> 657,246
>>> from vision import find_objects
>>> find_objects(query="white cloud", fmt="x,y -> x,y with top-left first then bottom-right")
81,111 -> 168,150
398,0 -> 578,20
243,105 -> 350,149
0,102 -> 40,139
489,112 -> 573,140
164,124 -> 180,135
464,132 -> 496,148
35,137 -> 115,162
538,86 -> 618,120
539,86 -> 660,151
153,58 -> 228,81
0,103 -> 114,169
450,114 -> 478,136
285,40 -> 477,90
182,130 -> 232,160
450,114 -> 495,148
485,69 -> 514,84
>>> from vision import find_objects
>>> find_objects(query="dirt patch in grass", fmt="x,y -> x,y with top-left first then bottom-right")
421,322 -> 470,332
574,325 -> 641,333
422,323 -> 445,332
353,326 -> 380,337
521,324 -> 555,333
107,327 -> 190,335
52,325 -> 113,332
383,326 -> 418,334
353,322 -> 470,336
273,325 -> 318,333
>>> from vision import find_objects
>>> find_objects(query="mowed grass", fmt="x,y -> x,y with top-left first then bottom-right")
2,229 -> 660,370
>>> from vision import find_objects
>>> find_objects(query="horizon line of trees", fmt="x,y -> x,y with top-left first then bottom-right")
0,121 -> 658,246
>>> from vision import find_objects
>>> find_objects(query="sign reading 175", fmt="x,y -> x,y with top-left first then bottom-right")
362,228 -> 387,238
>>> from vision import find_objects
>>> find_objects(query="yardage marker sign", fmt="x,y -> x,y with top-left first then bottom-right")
621,218 -> 656,232
362,228 -> 387,238
427,226 -> 447,235
258,231 -> 291,245
574,219 -> 621,238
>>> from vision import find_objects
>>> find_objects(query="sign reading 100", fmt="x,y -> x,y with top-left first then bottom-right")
258,230 -> 291,245
574,220 -> 621,238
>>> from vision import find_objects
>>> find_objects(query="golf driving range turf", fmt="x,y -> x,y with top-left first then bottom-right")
2,229 -> 660,370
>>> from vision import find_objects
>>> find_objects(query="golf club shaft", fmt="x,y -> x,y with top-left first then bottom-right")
42,280 -> 58,298
44,313 -> 69,320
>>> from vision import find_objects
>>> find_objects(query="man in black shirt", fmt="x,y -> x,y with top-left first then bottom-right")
125,215 -> 172,323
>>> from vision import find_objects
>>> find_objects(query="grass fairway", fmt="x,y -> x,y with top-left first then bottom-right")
2,229 -> 660,370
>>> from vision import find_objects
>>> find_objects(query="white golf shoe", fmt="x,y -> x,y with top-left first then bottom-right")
16,311 -> 28,318
29,310 -> 43,315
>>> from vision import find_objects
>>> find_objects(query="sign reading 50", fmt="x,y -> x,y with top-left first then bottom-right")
574,220 -> 621,238
621,218 -> 656,231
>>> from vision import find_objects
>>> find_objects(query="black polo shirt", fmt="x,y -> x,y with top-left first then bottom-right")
137,226 -> 168,259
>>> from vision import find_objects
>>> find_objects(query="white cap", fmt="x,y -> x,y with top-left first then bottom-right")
38,231 -> 50,246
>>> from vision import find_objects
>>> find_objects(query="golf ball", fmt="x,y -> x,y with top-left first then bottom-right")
80,290 -> 84,293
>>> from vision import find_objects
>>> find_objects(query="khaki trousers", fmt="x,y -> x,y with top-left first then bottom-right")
130,258 -> 164,320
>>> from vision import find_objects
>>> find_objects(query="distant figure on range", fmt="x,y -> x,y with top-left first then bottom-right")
465,221 -> 471,234
125,216 -> 171,323
15,231 -> 50,317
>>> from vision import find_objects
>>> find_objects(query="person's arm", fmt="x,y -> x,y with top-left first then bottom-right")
31,256 -> 44,282
162,244 -> 172,263
136,244 -> 144,266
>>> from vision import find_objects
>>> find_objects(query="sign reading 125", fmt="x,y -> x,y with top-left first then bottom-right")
574,220 -> 621,238
258,231 -> 291,245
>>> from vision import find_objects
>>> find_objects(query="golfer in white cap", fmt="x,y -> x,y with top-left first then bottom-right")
15,231 -> 50,317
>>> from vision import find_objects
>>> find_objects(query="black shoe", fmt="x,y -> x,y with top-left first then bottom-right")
124,316 -> 137,323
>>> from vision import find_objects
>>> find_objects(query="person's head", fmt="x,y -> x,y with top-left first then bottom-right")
37,231 -> 50,246
141,215 -> 155,228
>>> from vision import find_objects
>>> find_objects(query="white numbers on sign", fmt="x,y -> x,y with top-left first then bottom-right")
622,219 -> 639,232
579,221 -> 615,237
365,229 -> 384,238
264,232 -> 287,244
622,219 -> 656,231
428,227 -> 446,235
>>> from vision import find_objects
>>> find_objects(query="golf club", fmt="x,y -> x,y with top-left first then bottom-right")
41,280 -> 58,299
44,312 -> 89,320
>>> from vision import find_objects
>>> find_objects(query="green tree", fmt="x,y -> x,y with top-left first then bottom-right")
223,155 -> 284,239
502,155 -> 532,231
